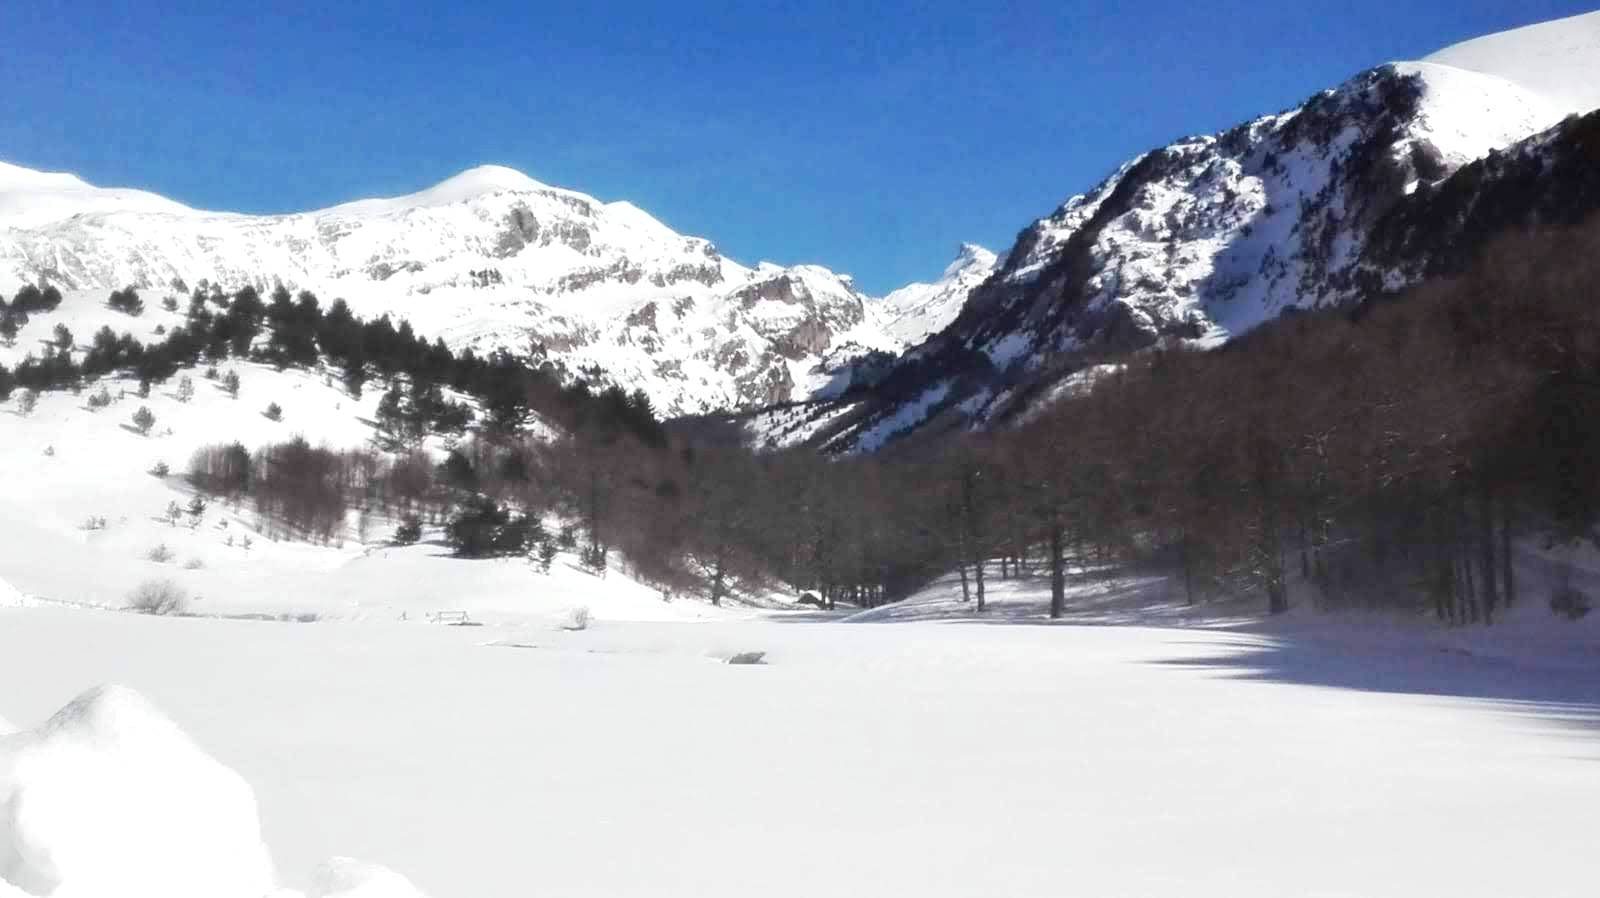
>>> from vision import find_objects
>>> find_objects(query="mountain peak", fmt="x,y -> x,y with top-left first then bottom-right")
946,243 -> 996,278
429,164 -> 545,196
322,164 -> 553,217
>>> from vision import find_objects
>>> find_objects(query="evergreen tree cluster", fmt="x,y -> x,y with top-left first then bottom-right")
0,280 -> 668,451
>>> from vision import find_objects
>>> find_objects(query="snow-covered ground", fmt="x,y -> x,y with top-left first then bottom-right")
2,548 -> 1599,897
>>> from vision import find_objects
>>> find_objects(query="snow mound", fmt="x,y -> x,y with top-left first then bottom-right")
0,579 -> 25,610
0,685 -> 275,898
307,858 -> 430,898
1425,10 -> 1600,114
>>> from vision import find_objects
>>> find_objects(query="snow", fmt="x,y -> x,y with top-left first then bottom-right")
850,379 -> 951,452
1391,61 -> 1569,163
307,859 -> 428,898
319,165 -> 553,217
1426,10 -> 1600,114
0,685 -> 276,898
0,559 -> 1597,897
0,162 -> 194,230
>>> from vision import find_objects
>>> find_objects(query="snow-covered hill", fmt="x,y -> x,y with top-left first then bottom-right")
0,163 -> 923,416
769,11 -> 1600,453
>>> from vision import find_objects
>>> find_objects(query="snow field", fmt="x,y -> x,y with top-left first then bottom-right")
1,603 -> 1596,897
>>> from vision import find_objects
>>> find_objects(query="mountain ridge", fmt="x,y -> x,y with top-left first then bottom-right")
0,159 -> 957,416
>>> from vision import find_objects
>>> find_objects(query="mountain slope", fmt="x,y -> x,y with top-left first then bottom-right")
1425,10 -> 1600,114
0,164 -> 910,416
738,13 -> 1600,453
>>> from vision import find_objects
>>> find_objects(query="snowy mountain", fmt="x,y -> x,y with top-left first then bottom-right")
877,244 -> 997,345
0,163 -> 918,415
756,12 -> 1600,453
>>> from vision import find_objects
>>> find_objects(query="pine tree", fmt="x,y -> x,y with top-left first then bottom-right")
264,401 -> 283,422
223,370 -> 241,398
132,405 -> 156,435
16,389 -> 38,416
176,375 -> 195,403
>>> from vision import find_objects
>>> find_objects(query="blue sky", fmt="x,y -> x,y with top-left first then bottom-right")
0,1 -> 1593,294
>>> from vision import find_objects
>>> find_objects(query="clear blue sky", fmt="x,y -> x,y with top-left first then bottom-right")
0,1 -> 1593,294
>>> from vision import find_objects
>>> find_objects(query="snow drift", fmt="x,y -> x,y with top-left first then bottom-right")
0,685 -> 275,898
0,686 -> 425,898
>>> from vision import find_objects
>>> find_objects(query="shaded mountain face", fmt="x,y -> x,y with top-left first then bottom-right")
0,164 -> 918,416
755,42 -> 1600,454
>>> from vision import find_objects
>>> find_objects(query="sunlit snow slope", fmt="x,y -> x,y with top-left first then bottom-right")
1426,9 -> 1600,114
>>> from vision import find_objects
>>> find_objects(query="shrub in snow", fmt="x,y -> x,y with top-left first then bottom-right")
127,578 -> 187,614
392,514 -> 422,546
150,460 -> 170,478
727,651 -> 768,665
15,389 -> 37,416
1550,586 -> 1592,621
131,405 -> 156,435
183,558 -> 205,571
562,606 -> 592,631
264,402 -> 283,422
108,285 -> 144,315
145,544 -> 176,564
0,685 -> 275,898
223,370 -> 241,398
536,540 -> 557,574
177,375 -> 195,403
162,295 -> 179,312
41,445 -> 54,457
87,386 -> 112,410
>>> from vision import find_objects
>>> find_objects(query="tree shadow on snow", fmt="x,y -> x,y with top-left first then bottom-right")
1149,625 -> 1600,743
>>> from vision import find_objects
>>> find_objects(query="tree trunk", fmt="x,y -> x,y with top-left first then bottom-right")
1180,532 -> 1195,606
709,553 -> 726,607
1049,521 -> 1066,619
1500,497 -> 1516,608
1478,489 -> 1497,625
957,560 -> 970,603
974,552 -> 987,613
